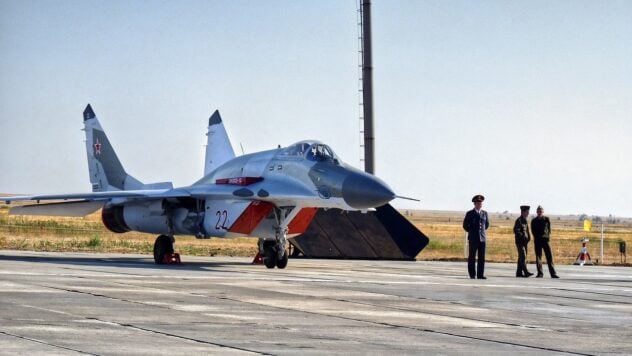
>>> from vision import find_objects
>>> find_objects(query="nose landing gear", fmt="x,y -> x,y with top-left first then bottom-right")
259,206 -> 300,269
259,206 -> 301,269
260,234 -> 289,269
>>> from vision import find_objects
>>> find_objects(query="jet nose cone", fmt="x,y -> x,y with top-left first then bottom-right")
342,172 -> 395,209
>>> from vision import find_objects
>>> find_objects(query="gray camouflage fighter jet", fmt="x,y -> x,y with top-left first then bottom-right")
2,105 -> 403,268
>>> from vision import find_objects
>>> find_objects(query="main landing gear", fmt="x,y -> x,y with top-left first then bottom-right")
154,210 -> 181,265
153,235 -> 179,264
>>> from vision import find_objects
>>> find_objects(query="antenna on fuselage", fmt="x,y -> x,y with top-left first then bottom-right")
239,143 -> 245,155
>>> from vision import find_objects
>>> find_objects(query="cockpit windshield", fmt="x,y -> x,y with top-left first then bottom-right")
306,143 -> 339,164
280,141 -> 341,164
280,142 -> 311,157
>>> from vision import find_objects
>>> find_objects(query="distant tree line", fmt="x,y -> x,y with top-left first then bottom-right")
578,214 -> 621,224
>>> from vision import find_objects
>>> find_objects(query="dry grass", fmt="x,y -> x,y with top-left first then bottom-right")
0,205 -> 258,257
408,210 -> 632,265
1,203 -> 631,265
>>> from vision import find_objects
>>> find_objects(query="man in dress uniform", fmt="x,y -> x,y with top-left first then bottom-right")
463,195 -> 490,279
531,205 -> 559,278
513,205 -> 534,277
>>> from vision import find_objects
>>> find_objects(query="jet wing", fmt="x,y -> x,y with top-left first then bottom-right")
9,200 -> 106,217
1,189 -> 193,217
1,189 -> 191,203
2,179 -> 319,217
1,180 -> 315,204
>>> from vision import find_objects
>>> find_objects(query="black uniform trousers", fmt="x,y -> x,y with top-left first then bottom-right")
515,242 -> 529,276
468,238 -> 486,278
534,238 -> 557,276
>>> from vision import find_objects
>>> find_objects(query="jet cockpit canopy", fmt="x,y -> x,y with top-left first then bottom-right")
281,141 -> 341,164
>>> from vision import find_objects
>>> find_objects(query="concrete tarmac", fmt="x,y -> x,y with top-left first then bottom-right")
0,250 -> 630,355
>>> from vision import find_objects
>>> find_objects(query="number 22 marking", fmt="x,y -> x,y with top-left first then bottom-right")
215,210 -> 228,230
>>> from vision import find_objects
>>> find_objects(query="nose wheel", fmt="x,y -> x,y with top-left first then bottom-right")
262,243 -> 278,269
276,249 -> 289,269
263,247 -> 289,269
259,234 -> 289,269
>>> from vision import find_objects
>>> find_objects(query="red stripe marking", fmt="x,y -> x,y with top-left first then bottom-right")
288,208 -> 318,235
229,201 -> 274,234
215,177 -> 263,186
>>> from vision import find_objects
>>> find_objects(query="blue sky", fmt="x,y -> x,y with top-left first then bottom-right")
1,0 -> 631,217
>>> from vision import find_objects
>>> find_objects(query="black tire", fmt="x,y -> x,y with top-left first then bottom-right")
154,235 -> 174,264
263,244 -> 277,269
276,250 -> 289,269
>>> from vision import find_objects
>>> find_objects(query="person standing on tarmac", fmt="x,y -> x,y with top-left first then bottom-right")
463,195 -> 489,279
531,205 -> 560,278
513,205 -> 534,278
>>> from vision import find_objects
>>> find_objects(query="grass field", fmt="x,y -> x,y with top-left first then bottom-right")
0,204 -> 258,257
407,210 -> 632,266
1,203 -> 631,266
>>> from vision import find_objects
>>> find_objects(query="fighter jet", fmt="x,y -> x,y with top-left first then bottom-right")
2,105 -> 401,268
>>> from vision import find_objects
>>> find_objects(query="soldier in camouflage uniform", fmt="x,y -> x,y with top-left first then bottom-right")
513,205 -> 534,277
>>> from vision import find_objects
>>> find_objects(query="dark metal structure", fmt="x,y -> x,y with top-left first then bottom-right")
361,0 -> 375,174
289,204 -> 429,260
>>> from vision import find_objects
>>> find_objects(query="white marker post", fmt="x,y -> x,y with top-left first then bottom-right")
600,224 -> 604,264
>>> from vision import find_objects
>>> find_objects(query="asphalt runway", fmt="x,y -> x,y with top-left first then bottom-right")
0,250 -> 630,355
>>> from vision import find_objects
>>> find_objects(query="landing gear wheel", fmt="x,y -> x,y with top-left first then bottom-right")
276,250 -> 289,269
263,244 -> 277,269
153,235 -> 174,264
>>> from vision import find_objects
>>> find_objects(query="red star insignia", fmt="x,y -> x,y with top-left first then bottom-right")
94,138 -> 102,155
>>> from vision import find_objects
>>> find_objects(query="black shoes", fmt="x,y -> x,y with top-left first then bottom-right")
534,273 -> 559,278
474,271 -> 554,279
516,272 -> 534,278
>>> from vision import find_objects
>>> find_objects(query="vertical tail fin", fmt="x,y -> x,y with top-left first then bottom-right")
204,110 -> 235,175
83,104 -> 143,192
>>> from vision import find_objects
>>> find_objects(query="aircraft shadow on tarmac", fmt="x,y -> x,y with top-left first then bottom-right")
0,253 -> 252,272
